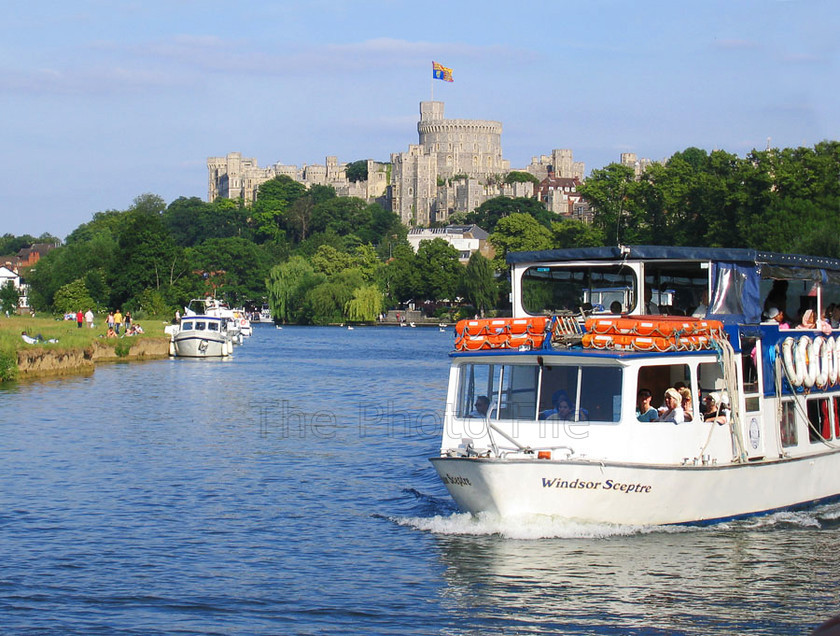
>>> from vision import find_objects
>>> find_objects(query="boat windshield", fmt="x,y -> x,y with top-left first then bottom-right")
181,321 -> 194,331
457,361 -> 622,423
521,264 -> 637,315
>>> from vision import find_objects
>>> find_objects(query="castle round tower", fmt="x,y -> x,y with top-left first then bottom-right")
417,101 -> 505,179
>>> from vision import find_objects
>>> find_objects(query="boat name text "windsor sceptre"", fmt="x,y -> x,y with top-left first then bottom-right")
541,478 -> 652,494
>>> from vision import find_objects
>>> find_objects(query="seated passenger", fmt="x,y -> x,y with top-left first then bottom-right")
799,309 -> 817,330
644,288 -> 659,315
469,395 -> 490,418
764,307 -> 791,330
636,388 -> 658,422
540,390 -> 569,419
679,387 -> 694,422
703,392 -> 730,425
692,291 -> 709,318
657,388 -> 685,424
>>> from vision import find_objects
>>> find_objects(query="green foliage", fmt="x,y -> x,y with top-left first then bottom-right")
550,218 -> 605,249
266,256 -> 325,323
465,196 -> 554,233
0,347 -> 17,382
345,160 -> 368,183
134,288 -> 172,317
504,171 -> 540,185
114,340 -> 132,357
415,238 -> 462,301
490,213 -> 553,270
188,237 -> 273,305
0,281 -> 21,314
461,252 -> 497,314
107,210 -> 187,309
53,279 -> 96,315
346,284 -> 384,322
0,233 -> 41,255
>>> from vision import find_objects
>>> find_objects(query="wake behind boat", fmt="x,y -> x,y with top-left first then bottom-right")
430,245 -> 840,525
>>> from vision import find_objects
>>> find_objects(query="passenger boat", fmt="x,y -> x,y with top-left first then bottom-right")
430,246 -> 840,525
170,315 -> 232,357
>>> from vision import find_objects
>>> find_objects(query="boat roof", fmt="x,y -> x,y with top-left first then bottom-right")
506,245 -> 840,271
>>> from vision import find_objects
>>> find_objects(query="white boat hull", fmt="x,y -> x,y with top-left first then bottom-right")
430,452 -> 840,525
172,333 -> 230,358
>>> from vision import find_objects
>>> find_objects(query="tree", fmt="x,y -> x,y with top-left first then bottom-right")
380,243 -> 420,306
550,219 -> 604,249
504,171 -> 540,185
461,252 -> 496,315
489,213 -> 553,270
188,237 -> 273,305
251,176 -> 307,242
0,281 -> 20,314
345,160 -> 368,183
107,210 -> 188,309
346,284 -> 384,322
266,256 -> 324,323
465,196 -> 554,233
578,163 -> 638,246
415,238 -> 462,301
52,279 -> 95,315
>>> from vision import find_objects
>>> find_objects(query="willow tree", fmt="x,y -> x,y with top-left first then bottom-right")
266,256 -> 323,324
461,252 -> 496,316
345,284 -> 384,322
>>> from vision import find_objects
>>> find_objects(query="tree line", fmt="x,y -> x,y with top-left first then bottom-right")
8,142 -> 840,323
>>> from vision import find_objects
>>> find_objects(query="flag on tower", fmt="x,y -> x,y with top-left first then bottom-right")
432,61 -> 453,82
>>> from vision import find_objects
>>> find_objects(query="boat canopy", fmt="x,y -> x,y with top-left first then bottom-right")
507,245 -> 840,324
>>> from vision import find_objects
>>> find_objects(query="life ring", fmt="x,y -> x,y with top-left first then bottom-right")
799,336 -> 816,388
781,337 -> 803,386
813,336 -> 829,388
240,318 -> 248,327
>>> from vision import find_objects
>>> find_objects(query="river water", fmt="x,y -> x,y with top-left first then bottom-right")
1,325 -> 839,635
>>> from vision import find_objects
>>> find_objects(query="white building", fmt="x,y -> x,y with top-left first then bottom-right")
406,225 -> 492,263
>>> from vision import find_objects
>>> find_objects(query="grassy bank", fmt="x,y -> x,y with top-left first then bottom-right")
0,314 -> 170,381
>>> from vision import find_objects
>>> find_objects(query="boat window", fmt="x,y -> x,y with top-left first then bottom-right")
208,322 -> 220,332
195,321 -> 206,331
457,362 -> 622,422
521,265 -> 636,315
643,261 -> 709,316
780,401 -> 797,447
457,363 -> 538,420
741,336 -> 759,395
539,364 -> 622,422
637,363 -> 691,412
181,321 -> 194,331
697,362 -> 724,401
807,398 -> 831,443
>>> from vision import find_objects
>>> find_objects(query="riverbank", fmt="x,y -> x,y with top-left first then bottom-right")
0,315 -> 171,382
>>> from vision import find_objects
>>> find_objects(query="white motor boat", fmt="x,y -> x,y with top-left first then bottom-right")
170,315 -> 232,357
430,245 -> 840,526
185,298 -> 246,344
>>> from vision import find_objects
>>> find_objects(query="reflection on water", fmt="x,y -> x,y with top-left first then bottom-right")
399,505 -> 840,634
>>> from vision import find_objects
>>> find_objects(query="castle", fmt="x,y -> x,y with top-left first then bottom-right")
207,101 -> 591,227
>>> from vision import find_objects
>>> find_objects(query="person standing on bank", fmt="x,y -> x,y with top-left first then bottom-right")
113,308 -> 123,335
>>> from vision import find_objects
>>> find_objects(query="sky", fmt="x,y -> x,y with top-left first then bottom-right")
1,0 -> 838,240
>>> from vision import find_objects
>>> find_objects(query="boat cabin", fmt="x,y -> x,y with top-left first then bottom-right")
443,246 -> 840,467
